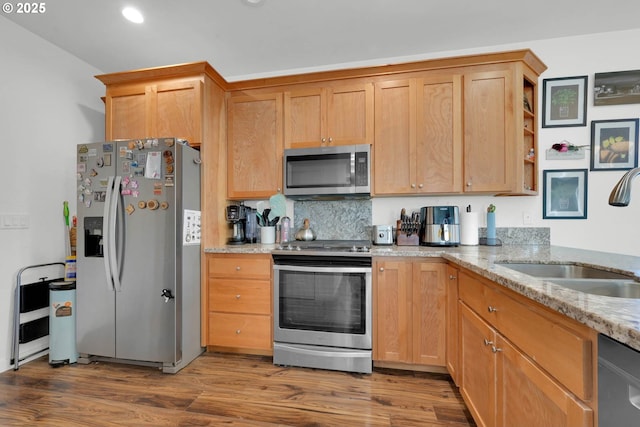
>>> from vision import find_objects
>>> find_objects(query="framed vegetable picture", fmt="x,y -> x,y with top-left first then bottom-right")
542,76 -> 588,128
590,118 -> 639,171
542,169 -> 588,219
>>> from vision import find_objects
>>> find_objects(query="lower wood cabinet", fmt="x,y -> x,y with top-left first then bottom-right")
458,269 -> 595,427
206,253 -> 272,354
373,258 -> 447,367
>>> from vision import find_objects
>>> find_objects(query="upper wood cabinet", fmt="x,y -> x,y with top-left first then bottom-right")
463,63 -> 540,195
373,73 -> 462,195
227,92 -> 283,199
283,83 -> 374,148
104,78 -> 203,146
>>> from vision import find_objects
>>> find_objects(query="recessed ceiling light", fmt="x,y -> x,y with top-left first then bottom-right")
122,7 -> 144,24
242,0 -> 265,7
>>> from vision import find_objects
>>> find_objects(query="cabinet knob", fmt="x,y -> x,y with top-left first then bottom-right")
327,137 -> 333,143
487,305 -> 498,313
491,345 -> 503,353
321,137 -> 326,143
235,266 -> 241,271
449,275 -> 457,280
235,294 -> 241,299
236,329 -> 241,334
411,184 -> 416,188
466,181 -> 472,187
483,338 -> 493,346
379,267 -> 384,272
418,184 -> 423,189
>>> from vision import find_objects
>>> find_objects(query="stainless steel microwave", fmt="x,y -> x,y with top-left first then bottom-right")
283,144 -> 371,198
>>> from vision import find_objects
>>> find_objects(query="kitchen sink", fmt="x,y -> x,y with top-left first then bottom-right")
495,262 -> 632,280
496,262 -> 640,298
547,278 -> 640,299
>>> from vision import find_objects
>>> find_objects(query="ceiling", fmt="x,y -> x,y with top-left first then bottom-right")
5,0 -> 640,81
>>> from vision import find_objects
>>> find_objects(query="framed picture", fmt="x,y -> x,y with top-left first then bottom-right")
590,119 -> 639,171
594,70 -> 640,106
542,76 -> 588,128
543,169 -> 588,219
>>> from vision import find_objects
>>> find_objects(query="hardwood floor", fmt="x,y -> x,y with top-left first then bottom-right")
0,353 -> 475,426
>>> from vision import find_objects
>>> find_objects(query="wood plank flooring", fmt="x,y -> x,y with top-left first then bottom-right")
0,352 -> 475,426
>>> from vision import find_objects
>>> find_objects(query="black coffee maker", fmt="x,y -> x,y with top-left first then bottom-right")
226,204 -> 246,245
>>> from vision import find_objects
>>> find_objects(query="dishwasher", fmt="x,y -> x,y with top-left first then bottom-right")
598,334 -> 640,426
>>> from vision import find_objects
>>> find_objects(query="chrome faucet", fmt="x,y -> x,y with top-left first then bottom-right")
609,167 -> 640,206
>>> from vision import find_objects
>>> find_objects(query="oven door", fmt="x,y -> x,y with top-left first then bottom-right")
273,263 -> 372,350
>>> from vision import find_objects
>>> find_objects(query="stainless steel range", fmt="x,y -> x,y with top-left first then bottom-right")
272,240 -> 372,374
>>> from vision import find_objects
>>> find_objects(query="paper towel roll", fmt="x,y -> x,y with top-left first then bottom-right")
460,212 -> 479,245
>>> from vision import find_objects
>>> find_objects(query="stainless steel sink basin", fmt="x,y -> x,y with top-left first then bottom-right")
496,262 -> 640,298
495,262 -> 631,280
548,279 -> 640,299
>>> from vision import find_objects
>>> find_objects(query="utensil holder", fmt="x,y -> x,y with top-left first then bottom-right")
260,226 -> 276,244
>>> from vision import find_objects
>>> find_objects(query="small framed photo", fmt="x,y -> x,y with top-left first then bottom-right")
542,76 -> 588,128
594,70 -> 640,106
590,119 -> 639,171
543,169 -> 588,219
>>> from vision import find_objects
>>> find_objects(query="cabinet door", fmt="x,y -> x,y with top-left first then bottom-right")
326,83 -> 373,146
106,84 -> 148,140
412,261 -> 447,366
460,302 -> 497,427
373,79 -> 415,195
284,87 -> 324,148
227,93 -> 283,199
374,259 -> 412,362
446,265 -> 459,384
154,79 -> 202,145
463,69 -> 515,193
497,336 -> 593,427
416,75 -> 463,193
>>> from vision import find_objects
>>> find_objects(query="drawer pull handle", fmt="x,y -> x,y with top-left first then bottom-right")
491,345 -> 502,353
236,329 -> 241,334
487,306 -> 498,313
483,338 -> 493,346
235,294 -> 241,299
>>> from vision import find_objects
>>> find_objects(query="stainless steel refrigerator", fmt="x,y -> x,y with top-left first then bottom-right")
75,138 -> 202,373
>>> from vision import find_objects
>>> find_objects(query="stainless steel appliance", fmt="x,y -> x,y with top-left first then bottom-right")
272,240 -> 372,373
372,224 -> 393,245
598,334 -> 640,426
226,204 -> 246,245
420,206 -> 460,246
283,144 -> 371,198
76,138 -> 203,373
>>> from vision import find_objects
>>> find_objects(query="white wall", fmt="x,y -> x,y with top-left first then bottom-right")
0,18 -> 104,372
373,29 -> 640,257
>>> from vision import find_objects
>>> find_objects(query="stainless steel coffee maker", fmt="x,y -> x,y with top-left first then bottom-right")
226,204 -> 246,245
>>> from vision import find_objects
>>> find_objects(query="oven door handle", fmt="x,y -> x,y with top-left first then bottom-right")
273,264 -> 372,274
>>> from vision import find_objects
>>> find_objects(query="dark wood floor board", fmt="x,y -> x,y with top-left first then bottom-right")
0,353 -> 475,426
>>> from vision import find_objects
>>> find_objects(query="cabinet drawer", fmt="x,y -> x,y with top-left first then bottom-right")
208,255 -> 271,280
459,272 -> 593,400
209,279 -> 271,315
208,312 -> 272,350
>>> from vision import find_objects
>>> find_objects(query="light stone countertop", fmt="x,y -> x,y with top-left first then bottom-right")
205,244 -> 640,352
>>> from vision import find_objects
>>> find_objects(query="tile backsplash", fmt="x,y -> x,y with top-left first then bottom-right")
293,200 -> 372,240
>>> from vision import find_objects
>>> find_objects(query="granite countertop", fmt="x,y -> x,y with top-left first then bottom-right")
205,244 -> 640,352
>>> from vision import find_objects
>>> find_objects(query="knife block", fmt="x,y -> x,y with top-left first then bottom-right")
396,220 -> 419,246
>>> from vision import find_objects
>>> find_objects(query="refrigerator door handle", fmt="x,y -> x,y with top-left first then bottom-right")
103,176 -> 122,292
108,176 -> 123,292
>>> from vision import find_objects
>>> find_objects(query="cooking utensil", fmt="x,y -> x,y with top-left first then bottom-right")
295,218 -> 316,241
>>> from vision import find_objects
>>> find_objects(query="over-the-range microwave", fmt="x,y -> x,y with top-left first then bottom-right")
283,144 -> 371,198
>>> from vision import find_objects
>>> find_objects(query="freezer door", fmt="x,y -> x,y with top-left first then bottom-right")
76,142 -> 117,358
114,140 -> 177,363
